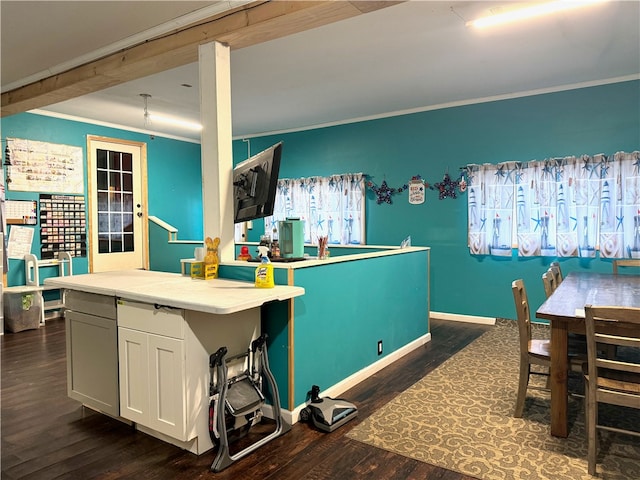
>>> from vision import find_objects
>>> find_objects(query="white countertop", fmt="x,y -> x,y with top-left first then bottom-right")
223,246 -> 430,269
44,270 -> 305,315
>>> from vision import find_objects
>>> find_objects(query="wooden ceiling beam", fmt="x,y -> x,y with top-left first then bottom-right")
1,1 -> 402,117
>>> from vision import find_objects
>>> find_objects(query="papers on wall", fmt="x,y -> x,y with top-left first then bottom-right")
6,138 -> 83,193
5,200 -> 37,224
7,225 -> 34,259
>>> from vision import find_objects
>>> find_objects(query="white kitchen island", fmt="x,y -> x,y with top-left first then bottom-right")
45,270 -> 304,455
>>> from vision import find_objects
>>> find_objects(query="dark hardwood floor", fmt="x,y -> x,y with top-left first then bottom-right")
1,317 -> 491,479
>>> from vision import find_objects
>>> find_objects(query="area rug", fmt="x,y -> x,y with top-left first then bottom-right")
347,320 -> 640,480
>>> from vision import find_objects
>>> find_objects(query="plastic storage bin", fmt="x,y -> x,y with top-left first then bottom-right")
4,289 -> 42,333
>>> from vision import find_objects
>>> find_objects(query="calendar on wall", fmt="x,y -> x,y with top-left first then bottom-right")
5,200 -> 38,225
39,194 -> 86,259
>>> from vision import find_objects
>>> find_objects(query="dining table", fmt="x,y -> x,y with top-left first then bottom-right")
535,271 -> 640,438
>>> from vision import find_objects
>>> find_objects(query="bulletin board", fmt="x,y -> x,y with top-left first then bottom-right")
5,138 -> 84,193
39,194 -> 86,259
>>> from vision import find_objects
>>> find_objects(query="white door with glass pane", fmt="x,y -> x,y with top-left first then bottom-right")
87,137 -> 148,272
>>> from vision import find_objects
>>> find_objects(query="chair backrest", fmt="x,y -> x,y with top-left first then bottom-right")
612,259 -> 640,275
584,305 -> 640,408
512,279 -> 531,356
542,270 -> 557,298
550,261 -> 563,284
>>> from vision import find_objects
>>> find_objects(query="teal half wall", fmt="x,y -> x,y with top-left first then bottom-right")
288,251 -> 428,405
1,113 -> 203,285
220,248 -> 430,407
233,80 -> 640,320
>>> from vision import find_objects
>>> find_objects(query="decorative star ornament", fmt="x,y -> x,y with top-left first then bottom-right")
434,173 -> 459,200
370,180 -> 396,204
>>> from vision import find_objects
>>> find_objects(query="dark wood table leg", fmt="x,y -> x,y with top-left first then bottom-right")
550,319 -> 569,437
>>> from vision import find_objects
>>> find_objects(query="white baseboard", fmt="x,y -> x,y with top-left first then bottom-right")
277,332 -> 432,423
430,311 -> 496,325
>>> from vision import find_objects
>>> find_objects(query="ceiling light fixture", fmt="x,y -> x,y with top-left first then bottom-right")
139,92 -> 202,132
148,114 -> 203,132
140,93 -> 152,127
466,0 -> 607,28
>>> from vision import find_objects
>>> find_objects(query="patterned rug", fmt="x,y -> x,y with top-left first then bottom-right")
347,320 -> 640,480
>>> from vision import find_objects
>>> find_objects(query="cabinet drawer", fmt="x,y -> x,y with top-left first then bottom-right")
117,300 -> 184,339
65,290 -> 117,319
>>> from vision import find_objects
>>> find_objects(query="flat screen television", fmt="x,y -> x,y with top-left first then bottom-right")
233,142 -> 282,224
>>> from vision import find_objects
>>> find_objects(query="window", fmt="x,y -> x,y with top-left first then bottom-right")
264,173 -> 366,245
466,151 -> 640,258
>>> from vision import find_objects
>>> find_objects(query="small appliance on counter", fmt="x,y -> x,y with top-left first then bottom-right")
279,218 -> 304,259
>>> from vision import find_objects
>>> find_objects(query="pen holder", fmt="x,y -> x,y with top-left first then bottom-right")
317,239 -> 329,260
318,235 -> 329,260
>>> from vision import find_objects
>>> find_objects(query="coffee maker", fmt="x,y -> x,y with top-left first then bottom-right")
278,218 -> 304,258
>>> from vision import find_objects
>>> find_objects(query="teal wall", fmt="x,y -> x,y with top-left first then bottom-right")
232,80 -> 640,320
3,80 -> 639,319
1,113 -> 203,285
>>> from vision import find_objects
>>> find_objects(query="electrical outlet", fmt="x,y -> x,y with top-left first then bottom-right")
377,340 -> 383,356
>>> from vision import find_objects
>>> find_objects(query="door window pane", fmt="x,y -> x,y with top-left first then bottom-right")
123,172 -> 133,191
123,233 -> 134,251
97,149 -> 107,169
122,153 -> 132,171
109,171 -> 121,190
97,170 -> 108,190
109,151 -> 120,170
110,193 -> 122,213
122,193 -> 133,213
123,213 -> 134,233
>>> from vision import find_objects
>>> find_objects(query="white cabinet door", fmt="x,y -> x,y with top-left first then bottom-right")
118,327 -> 150,424
67,311 -> 119,416
118,327 -> 188,441
147,333 -> 187,440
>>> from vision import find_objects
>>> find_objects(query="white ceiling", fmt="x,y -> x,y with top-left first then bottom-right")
2,1 -> 639,142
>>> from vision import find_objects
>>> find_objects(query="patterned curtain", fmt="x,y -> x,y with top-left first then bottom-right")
575,154 -> 604,258
265,173 -> 365,245
467,151 -> 640,258
466,163 -> 515,256
599,151 -> 640,258
516,156 -> 576,257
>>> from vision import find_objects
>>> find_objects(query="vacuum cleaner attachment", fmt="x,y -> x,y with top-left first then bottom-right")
299,385 -> 358,433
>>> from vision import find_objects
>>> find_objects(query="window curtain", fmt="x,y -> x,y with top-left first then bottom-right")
599,151 -> 640,258
467,151 -> 640,258
516,156 -> 578,257
265,173 -> 365,245
466,163 -> 515,256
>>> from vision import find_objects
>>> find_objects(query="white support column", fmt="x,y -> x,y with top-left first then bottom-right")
198,41 -> 234,262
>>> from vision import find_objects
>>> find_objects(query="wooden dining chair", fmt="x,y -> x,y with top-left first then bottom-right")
542,270 -> 558,298
550,261 -> 563,285
612,259 -> 640,275
583,305 -> 640,476
512,279 -> 584,418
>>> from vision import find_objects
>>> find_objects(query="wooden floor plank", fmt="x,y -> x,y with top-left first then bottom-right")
1,317 -> 491,479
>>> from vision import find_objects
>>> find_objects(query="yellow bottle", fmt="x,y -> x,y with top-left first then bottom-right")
255,246 -> 275,288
